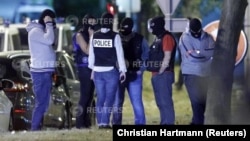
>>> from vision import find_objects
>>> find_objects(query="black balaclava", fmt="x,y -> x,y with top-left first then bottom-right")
101,12 -> 113,29
120,17 -> 133,36
189,18 -> 202,38
150,16 -> 165,37
38,9 -> 56,28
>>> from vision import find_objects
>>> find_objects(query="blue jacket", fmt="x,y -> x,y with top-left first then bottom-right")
178,31 -> 215,77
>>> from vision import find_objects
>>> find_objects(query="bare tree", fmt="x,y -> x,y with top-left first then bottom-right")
205,0 -> 248,124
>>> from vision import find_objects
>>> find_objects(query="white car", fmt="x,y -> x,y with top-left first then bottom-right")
0,79 -> 14,132
0,25 -> 20,52
2,23 -> 73,54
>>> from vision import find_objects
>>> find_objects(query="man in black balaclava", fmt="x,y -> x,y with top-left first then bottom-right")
178,17 -> 215,125
189,18 -> 202,38
147,16 -> 177,125
112,17 -> 149,125
119,17 -> 133,36
149,16 -> 165,37
88,12 -> 127,129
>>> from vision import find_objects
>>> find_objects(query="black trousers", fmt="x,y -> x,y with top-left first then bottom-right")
76,66 -> 95,128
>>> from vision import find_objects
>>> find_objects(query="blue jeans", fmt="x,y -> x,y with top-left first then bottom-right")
93,68 -> 119,126
183,74 -> 208,125
113,71 -> 146,125
76,66 -> 95,128
31,71 -> 53,130
151,72 -> 175,125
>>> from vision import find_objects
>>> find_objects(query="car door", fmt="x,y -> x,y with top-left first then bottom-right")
56,52 -> 80,115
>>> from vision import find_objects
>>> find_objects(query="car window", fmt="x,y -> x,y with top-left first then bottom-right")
17,12 -> 41,23
62,29 -> 73,53
11,57 -> 31,81
7,35 -> 12,51
58,55 -> 74,79
12,34 -> 22,50
0,61 -> 19,81
0,34 -> 3,51
54,28 -> 59,51
17,28 -> 29,50
66,55 -> 77,80
0,63 -> 6,78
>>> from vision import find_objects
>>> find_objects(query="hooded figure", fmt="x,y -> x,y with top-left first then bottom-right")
101,12 -> 113,29
149,16 -> 165,37
26,9 -> 56,72
119,17 -> 133,36
189,18 -> 202,38
26,9 -> 56,131
38,9 -> 56,28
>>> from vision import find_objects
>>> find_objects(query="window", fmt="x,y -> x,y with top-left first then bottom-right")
66,55 -> 77,80
18,28 -> 29,50
62,29 -> 73,53
53,28 -> 59,51
11,34 -> 22,50
0,34 -> 3,51
57,55 -> 74,80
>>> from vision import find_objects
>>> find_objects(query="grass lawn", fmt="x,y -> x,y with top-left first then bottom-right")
0,66 -> 193,141
122,69 -> 192,125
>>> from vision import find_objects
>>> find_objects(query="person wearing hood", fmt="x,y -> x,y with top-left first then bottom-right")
147,16 -> 177,125
26,9 -> 56,131
72,14 -> 96,129
88,12 -> 127,129
178,18 -> 215,125
112,17 -> 149,125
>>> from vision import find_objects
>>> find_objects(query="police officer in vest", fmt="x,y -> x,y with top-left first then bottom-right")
112,17 -> 149,125
147,16 -> 177,125
88,12 -> 127,129
72,14 -> 96,129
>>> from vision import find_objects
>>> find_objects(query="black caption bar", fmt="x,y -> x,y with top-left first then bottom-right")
113,125 -> 250,141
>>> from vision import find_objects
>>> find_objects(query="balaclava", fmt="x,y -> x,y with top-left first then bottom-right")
120,17 -> 133,36
101,12 -> 113,29
150,16 -> 165,37
189,18 -> 202,38
38,9 -> 56,28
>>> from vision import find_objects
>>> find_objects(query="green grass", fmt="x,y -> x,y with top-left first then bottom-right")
122,67 -> 192,125
0,66 -> 192,141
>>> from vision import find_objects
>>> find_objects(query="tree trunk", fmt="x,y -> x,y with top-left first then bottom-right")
204,0 -> 248,124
